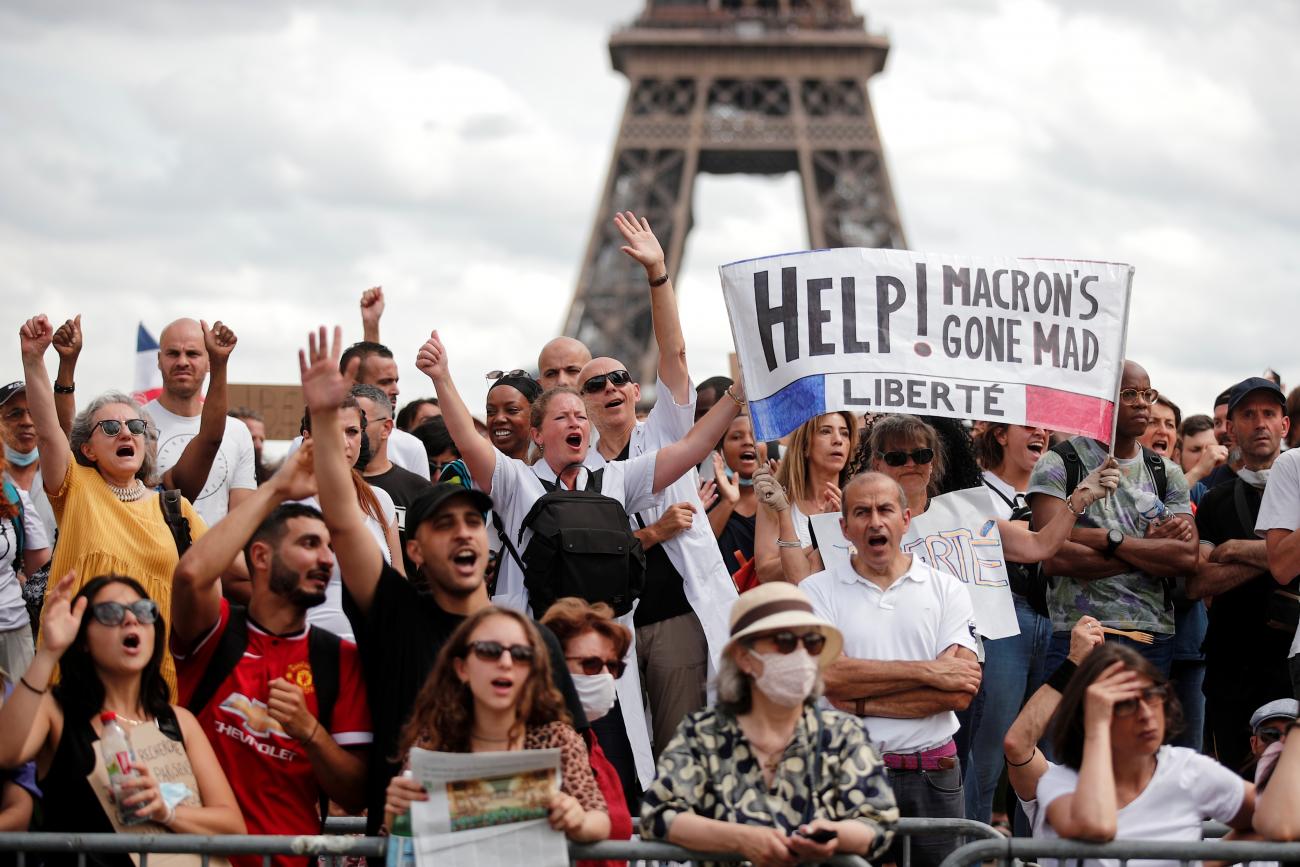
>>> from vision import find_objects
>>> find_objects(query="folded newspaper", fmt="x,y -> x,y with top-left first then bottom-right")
407,747 -> 567,867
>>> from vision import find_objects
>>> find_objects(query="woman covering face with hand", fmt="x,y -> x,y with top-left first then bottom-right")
0,572 -> 243,866
384,606 -> 611,844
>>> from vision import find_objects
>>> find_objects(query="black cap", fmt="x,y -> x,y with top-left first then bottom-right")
406,483 -> 493,532
1227,376 -> 1286,417
0,381 -> 25,407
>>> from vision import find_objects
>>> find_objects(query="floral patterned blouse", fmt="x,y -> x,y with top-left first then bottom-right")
640,704 -> 897,861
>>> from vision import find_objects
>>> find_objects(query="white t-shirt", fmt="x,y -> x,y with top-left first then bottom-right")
297,488 -> 395,643
1035,746 -> 1245,867
802,556 -> 979,753
0,488 -> 50,630
488,451 -> 659,614
144,400 -> 257,527
1255,448 -> 1300,656
388,428 -> 431,480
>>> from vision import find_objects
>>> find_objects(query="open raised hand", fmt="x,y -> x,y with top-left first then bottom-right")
298,326 -> 358,413
614,211 -> 666,278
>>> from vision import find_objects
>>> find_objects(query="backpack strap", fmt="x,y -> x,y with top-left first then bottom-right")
158,489 -> 193,557
307,626 -> 342,831
1141,446 -> 1168,503
186,606 -> 250,716
2,481 -> 22,574
1048,440 -> 1084,497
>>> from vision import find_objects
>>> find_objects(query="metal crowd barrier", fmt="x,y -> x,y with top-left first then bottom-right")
938,836 -> 1300,867
0,816 -> 1003,867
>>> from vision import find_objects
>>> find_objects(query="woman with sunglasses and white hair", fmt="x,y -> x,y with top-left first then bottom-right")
19,316 -> 209,693
640,582 -> 898,867
0,571 -> 243,861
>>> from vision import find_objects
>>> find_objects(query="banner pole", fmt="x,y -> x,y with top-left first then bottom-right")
1107,266 -> 1137,457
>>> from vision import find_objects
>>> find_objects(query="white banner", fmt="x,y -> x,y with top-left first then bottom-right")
720,248 -> 1134,442
810,486 -> 1017,640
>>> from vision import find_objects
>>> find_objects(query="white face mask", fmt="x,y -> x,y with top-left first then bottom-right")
572,672 -> 616,722
1239,467 -> 1270,490
748,647 -> 818,707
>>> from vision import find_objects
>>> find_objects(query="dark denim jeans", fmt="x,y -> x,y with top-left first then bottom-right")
882,759 -> 965,867
963,595 -> 1053,823
1046,628 -> 1175,678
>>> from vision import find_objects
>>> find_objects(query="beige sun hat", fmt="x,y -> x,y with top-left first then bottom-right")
725,582 -> 843,668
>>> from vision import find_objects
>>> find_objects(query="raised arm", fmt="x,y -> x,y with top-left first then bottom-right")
171,445 -> 316,647
614,211 -> 688,404
164,321 -> 236,500
360,286 -> 384,343
651,382 -> 743,493
415,330 -> 498,492
1000,460 -> 1119,563
18,316 -> 69,497
752,464 -> 817,583
50,314 -> 82,440
300,326 -> 387,614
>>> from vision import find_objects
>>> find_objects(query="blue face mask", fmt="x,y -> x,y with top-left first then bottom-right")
4,444 -> 37,467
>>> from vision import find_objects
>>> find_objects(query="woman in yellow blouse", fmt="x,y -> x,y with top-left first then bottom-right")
19,315 -> 206,693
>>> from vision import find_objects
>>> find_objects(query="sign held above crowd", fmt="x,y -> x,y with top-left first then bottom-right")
720,248 -> 1134,443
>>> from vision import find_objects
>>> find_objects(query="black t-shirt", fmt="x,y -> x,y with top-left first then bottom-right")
365,463 -> 432,576
1196,480 -> 1292,686
343,563 -> 587,834
616,441 -> 694,628
1203,462 -> 1239,491
718,510 -> 756,576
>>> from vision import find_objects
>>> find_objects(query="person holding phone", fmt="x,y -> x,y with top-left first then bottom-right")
640,583 -> 897,867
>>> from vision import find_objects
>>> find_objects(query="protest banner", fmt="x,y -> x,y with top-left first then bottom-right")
810,486 -> 1017,639
88,722 -> 231,867
720,249 -> 1134,442
227,383 -> 304,441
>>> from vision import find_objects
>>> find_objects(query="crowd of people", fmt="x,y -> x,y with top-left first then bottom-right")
2,210 -> 1300,867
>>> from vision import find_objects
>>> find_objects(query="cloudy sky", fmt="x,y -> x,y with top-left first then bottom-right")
3,0 -> 1295,436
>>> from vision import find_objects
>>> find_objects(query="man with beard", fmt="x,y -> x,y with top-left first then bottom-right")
537,336 -> 592,391
350,382 -> 429,577
170,447 -> 370,852
1029,360 -> 1198,676
300,325 -> 585,834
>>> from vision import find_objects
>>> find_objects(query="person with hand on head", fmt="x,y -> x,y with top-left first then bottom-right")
640,582 -> 897,867
541,598 -> 637,863
577,210 -> 740,758
20,315 -> 210,694
301,326 -> 587,835
384,606 -> 611,843
145,318 -> 257,527
752,412 -> 856,584
1030,361 -> 1198,677
1037,643 -> 1254,858
0,571 -> 244,863
1002,615 -> 1105,836
170,440 -> 371,864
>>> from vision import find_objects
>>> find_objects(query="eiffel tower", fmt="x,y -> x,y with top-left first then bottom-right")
562,0 -> 907,387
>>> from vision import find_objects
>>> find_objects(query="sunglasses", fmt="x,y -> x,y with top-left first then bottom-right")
92,600 -> 159,627
466,640 -> 535,666
581,369 -> 632,394
487,369 -> 528,382
93,418 -> 148,437
1113,684 -> 1168,717
1119,388 -> 1159,406
566,656 -> 627,678
877,447 -> 935,467
752,630 -> 827,656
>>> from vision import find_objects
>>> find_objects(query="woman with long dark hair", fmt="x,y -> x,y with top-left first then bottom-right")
384,605 -> 610,843
0,571 -> 243,862
1037,643 -> 1253,856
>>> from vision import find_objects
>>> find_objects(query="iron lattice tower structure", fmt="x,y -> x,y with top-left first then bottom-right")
563,0 -> 907,387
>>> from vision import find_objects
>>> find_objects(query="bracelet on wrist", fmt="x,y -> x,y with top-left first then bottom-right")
53,382 -> 75,395
18,675 -> 48,695
776,538 -> 802,549
1065,493 -> 1084,515
1005,747 -> 1037,768
724,385 -> 745,407
299,719 -> 321,746
648,272 -> 670,288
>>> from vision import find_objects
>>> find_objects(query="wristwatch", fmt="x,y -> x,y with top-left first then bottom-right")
1103,529 -> 1124,559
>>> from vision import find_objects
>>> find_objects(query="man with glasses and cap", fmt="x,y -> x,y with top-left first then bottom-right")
802,471 -> 978,867
1029,359 -> 1198,677
1190,376 -> 1293,774
640,580 -> 898,866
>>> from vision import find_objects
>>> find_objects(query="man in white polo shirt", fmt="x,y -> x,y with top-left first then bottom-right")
803,471 -> 980,867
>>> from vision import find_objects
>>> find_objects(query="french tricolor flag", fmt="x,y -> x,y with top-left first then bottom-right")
131,323 -> 162,406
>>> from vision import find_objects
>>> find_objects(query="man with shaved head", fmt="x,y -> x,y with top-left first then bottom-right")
537,336 -> 591,391
576,212 -> 738,760
1029,359 -> 1198,677
144,318 -> 256,525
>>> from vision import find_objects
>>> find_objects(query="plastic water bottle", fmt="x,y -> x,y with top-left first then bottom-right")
1134,491 -> 1171,526
385,771 -> 418,867
100,712 -> 147,826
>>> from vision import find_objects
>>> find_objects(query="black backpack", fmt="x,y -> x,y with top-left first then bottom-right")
185,605 -> 341,827
983,479 -> 1048,618
508,466 -> 646,617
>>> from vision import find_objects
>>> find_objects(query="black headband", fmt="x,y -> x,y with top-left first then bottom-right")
730,598 -> 815,636
490,374 -> 543,403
